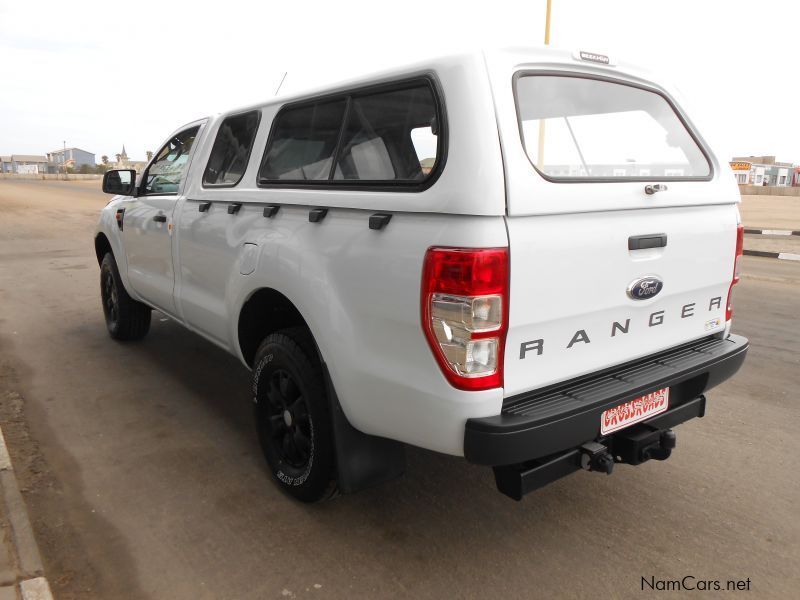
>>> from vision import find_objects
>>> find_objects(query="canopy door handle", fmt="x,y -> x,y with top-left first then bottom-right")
628,233 -> 667,250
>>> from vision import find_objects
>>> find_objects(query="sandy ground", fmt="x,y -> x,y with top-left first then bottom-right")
744,235 -> 800,255
739,194 -> 800,230
739,194 -> 799,255
0,180 -> 799,599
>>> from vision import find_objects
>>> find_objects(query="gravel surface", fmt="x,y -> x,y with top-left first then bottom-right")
0,180 -> 798,599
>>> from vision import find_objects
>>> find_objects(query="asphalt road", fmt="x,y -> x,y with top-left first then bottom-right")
0,179 -> 798,599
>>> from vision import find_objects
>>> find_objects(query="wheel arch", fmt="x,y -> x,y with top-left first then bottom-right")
94,232 -> 113,264
240,286 -> 407,494
237,287 -> 311,368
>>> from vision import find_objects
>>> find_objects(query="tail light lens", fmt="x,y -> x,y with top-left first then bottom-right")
726,224 -> 744,321
421,247 -> 509,390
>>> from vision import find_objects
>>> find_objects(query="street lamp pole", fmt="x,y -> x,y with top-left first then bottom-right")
537,0 -> 552,169
544,0 -> 552,44
62,140 -> 66,180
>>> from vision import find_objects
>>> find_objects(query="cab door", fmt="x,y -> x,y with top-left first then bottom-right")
123,125 -> 202,315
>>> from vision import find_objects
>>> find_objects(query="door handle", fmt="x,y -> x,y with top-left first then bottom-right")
628,233 -> 667,250
153,214 -> 167,223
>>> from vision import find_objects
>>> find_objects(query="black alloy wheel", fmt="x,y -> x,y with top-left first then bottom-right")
264,369 -> 313,472
99,252 -> 151,340
101,265 -> 119,325
252,328 -> 336,502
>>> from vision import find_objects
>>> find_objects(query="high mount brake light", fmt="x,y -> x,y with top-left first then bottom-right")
726,224 -> 744,322
421,247 -> 509,391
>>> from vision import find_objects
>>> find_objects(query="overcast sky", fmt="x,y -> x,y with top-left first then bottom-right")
0,0 -> 795,163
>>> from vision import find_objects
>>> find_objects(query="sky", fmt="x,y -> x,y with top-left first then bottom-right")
0,0 -> 796,163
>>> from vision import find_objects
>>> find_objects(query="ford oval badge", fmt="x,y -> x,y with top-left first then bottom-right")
627,276 -> 663,300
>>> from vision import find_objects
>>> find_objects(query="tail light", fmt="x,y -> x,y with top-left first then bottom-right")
421,247 -> 509,391
726,224 -> 744,321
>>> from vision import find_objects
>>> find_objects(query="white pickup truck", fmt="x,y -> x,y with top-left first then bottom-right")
95,47 -> 748,502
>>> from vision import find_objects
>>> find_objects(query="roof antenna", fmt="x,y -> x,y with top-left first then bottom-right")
274,71 -> 288,96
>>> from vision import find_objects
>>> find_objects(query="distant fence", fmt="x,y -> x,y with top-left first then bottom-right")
0,173 -> 102,181
739,185 -> 800,197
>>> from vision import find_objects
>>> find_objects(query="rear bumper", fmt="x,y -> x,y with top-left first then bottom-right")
464,334 -> 749,466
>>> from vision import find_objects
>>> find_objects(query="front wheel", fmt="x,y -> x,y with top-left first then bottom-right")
100,252 -> 151,341
252,328 -> 336,503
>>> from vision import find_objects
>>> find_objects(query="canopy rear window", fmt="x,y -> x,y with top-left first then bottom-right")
515,74 -> 711,181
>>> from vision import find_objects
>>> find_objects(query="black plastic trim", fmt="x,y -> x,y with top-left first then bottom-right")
464,334 -> 748,466
227,203 -> 242,215
263,205 -> 280,218
369,213 -> 392,230
629,233 -> 667,250
308,208 -> 328,223
198,202 -> 211,212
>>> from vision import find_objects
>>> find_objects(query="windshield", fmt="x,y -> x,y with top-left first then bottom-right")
515,75 -> 711,180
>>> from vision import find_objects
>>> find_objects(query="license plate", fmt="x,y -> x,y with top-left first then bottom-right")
600,387 -> 670,435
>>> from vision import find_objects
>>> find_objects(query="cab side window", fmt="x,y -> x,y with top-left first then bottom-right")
142,126 -> 200,195
203,111 -> 261,186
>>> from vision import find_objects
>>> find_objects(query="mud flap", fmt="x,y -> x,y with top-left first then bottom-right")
322,363 -> 406,494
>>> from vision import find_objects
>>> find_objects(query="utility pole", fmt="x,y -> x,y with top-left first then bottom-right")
537,0 -> 552,169
544,0 -> 552,44
62,140 -> 66,180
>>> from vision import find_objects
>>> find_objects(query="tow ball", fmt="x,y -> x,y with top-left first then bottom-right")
581,427 -> 678,474
580,442 -> 615,474
642,430 -> 677,461
613,426 -> 677,466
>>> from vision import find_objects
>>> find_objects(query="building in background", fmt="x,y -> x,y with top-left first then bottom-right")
731,155 -> 793,187
0,155 -> 52,174
111,145 -> 148,171
729,161 -> 752,184
47,147 -> 96,170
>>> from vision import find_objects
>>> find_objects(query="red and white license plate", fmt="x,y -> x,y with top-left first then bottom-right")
600,387 -> 670,435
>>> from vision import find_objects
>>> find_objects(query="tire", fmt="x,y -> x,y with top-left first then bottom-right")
252,327 -> 337,503
100,252 -> 151,341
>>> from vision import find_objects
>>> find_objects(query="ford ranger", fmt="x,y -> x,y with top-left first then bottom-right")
94,47 -> 748,502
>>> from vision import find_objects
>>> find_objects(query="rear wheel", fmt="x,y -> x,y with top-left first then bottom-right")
252,328 -> 336,503
100,252 -> 151,341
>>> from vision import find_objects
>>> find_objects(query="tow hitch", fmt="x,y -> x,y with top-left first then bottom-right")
489,395 -> 706,500
613,425 -> 677,466
579,442 -> 615,474
492,426 -> 681,500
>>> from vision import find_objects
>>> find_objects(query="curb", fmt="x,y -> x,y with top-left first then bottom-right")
19,577 -> 54,600
743,249 -> 800,261
0,428 -> 52,599
744,228 -> 800,236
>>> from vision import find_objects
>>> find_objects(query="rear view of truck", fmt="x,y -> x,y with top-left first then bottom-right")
457,50 -> 748,498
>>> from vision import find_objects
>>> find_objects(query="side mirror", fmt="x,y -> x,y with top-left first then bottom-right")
102,169 -> 137,195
